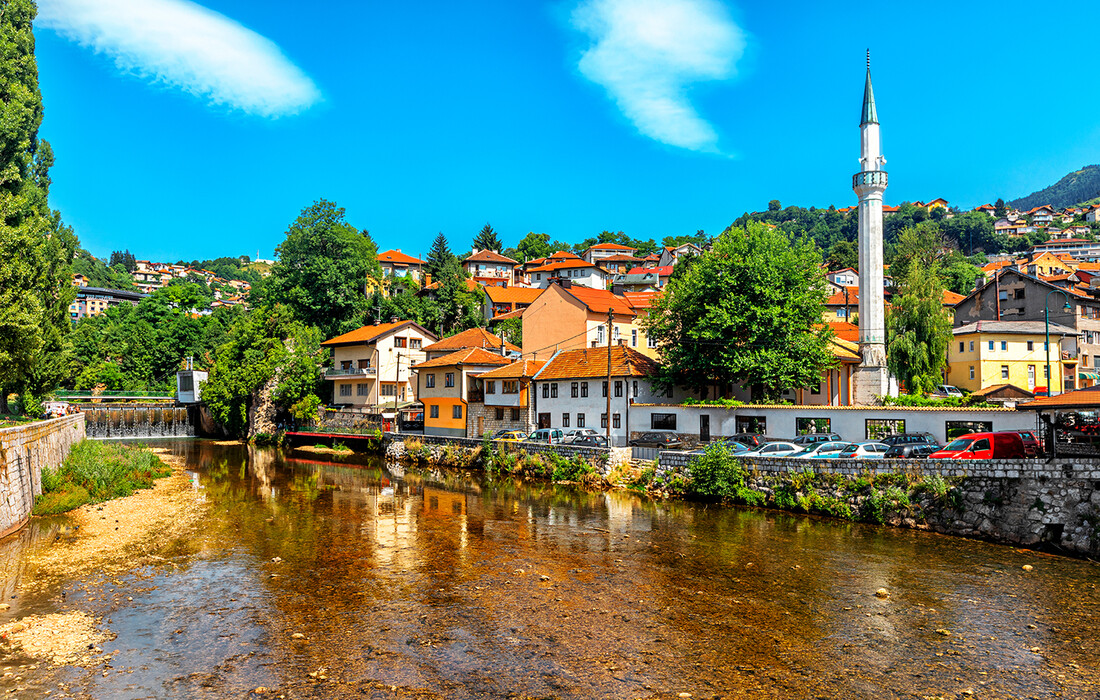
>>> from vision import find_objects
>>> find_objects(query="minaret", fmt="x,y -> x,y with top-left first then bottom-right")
852,51 -> 890,403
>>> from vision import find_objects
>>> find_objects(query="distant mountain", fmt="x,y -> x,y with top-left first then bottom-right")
1008,164 -> 1100,211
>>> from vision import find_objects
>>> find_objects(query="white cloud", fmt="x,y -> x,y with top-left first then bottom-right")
571,0 -> 745,152
38,0 -> 320,117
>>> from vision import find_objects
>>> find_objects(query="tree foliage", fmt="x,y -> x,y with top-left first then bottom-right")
72,248 -> 136,290
1008,164 -> 1100,211
644,222 -> 834,401
472,222 -> 502,252
426,231 -> 455,279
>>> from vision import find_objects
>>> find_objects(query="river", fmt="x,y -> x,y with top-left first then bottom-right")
0,439 -> 1097,699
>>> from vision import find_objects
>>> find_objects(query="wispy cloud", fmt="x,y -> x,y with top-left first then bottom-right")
571,0 -> 745,152
38,0 -> 320,117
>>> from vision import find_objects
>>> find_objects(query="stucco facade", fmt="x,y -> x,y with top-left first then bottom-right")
322,321 -> 437,409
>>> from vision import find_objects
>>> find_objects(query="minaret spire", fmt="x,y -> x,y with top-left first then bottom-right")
861,50 -> 878,125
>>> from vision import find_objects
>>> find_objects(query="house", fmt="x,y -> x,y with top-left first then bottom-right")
321,320 -> 438,409
71,274 -> 89,287
974,204 -> 997,217
1030,238 -> 1100,261
466,359 -> 546,437
482,285 -> 542,320
611,270 -> 664,293
594,254 -> 643,276
1086,206 -> 1100,223
463,250 -> 519,287
69,287 -> 148,320
520,282 -> 657,360
827,268 -> 859,288
582,243 -> 637,264
1029,206 -> 1055,226
657,243 -> 702,268
413,347 -> 511,437
422,327 -> 519,360
526,259 -> 607,290
947,321 -> 1077,394
377,250 -> 425,282
967,383 -> 1035,406
529,345 -> 664,446
824,287 -> 860,322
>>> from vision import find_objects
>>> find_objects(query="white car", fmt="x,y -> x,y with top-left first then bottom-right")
837,442 -> 890,460
931,384 -> 964,399
792,441 -> 852,459
742,441 -> 801,458
563,428 -> 599,444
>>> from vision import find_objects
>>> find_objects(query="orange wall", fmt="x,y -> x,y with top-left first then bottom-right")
422,397 -> 467,435
521,286 -> 588,360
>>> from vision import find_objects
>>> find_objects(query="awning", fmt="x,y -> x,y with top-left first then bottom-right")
1081,371 -> 1100,381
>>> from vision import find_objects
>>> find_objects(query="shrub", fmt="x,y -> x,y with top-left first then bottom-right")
687,442 -> 763,505
33,441 -> 171,515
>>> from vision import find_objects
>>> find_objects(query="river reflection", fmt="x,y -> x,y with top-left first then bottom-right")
2,439 -> 1098,699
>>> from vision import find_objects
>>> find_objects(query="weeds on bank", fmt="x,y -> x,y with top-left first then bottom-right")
34,440 -> 171,516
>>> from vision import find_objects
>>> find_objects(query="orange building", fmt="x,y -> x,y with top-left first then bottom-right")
520,283 -> 658,361
413,347 -> 511,437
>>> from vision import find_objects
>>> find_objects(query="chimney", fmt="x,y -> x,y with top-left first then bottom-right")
424,273 -> 432,287
973,275 -> 985,291
390,316 -> 399,324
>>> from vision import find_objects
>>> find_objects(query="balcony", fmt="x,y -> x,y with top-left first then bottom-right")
852,171 -> 888,188
325,367 -> 377,379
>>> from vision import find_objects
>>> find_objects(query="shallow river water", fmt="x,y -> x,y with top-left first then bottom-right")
1,439 -> 1098,699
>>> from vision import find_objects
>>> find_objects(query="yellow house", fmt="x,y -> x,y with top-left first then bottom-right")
1019,251 -> 1076,278
948,321 -> 1078,395
413,347 -> 511,437
321,320 -> 438,408
520,282 -> 658,361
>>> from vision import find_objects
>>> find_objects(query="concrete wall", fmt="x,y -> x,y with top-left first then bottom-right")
0,415 -> 86,537
628,403 -> 1038,448
384,433 -> 631,476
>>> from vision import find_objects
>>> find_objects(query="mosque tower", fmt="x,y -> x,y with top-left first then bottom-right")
852,51 -> 890,403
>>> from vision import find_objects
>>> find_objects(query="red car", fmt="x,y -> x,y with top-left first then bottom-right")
929,431 -> 1026,460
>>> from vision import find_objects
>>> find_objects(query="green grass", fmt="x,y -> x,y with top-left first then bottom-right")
34,441 -> 171,516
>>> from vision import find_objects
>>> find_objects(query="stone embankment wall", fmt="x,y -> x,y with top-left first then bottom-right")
0,415 -> 86,538
383,434 -> 631,475
655,451 -> 1100,557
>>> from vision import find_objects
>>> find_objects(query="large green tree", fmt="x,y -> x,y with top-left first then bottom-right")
472,223 -> 502,252
426,231 -> 455,279
887,246 -> 953,395
267,200 -> 380,340
0,0 -> 75,412
644,222 -> 834,401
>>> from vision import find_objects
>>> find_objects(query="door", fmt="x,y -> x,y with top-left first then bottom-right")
699,415 -> 710,443
1027,365 -> 1035,391
538,413 -> 551,429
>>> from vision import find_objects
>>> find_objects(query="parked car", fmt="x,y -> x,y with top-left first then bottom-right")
883,443 -> 938,459
792,441 -> 852,459
689,438 -> 751,456
1016,430 -> 1042,457
790,433 -> 843,446
571,434 -> 609,448
837,442 -> 890,459
490,428 -> 516,439
742,441 -> 801,458
881,433 -> 939,448
728,433 -> 768,448
563,428 -> 599,444
930,384 -> 964,399
526,428 -> 565,444
929,432 -> 1026,460
494,431 -> 528,442
629,433 -> 683,449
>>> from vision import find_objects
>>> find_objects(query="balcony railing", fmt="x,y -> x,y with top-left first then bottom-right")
325,367 -> 377,378
852,171 -> 888,188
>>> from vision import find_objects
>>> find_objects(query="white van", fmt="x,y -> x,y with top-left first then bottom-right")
526,429 -> 565,444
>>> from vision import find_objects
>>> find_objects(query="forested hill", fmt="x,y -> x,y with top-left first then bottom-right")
1008,164 -> 1100,211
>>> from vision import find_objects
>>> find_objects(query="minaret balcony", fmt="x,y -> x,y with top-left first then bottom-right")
852,171 -> 888,188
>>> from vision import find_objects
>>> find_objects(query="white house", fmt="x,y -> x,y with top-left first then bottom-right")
526,260 -> 607,290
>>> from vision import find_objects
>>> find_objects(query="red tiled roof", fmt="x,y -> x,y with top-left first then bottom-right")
597,254 -> 643,263
586,243 -> 637,252
622,291 -> 660,309
563,286 -> 637,316
478,359 -> 546,379
527,260 -> 597,273
643,254 -> 660,261
483,286 -> 542,304
488,307 -> 525,322
464,250 -> 518,265
412,347 -> 512,370
377,250 -> 424,265
942,290 -> 966,305
535,345 -> 657,380
423,327 -> 519,353
421,278 -> 480,292
827,321 -> 859,342
625,265 -> 673,276
1019,385 -> 1100,410
322,321 -> 435,347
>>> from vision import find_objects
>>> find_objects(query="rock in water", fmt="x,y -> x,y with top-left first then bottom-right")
875,588 -> 889,598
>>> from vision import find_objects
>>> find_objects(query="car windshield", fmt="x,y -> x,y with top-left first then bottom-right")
839,445 -> 859,455
943,438 -> 974,451
821,443 -> 847,452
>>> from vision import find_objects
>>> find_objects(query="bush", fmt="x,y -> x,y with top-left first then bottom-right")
687,442 -> 763,505
33,441 -> 171,515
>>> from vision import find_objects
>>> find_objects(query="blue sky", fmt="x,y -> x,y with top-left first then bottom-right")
35,0 -> 1100,262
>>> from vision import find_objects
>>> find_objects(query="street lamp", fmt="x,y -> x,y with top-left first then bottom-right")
1045,289 -> 1072,396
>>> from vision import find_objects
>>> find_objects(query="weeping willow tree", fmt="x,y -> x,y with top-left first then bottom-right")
886,227 -> 953,394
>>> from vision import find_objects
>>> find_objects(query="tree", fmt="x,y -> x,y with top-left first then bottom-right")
516,232 -> 553,262
472,223 -> 503,252
643,222 -> 835,401
495,316 -> 522,347
426,232 -> 455,279
887,251 -> 952,395
266,200 -> 380,340
109,249 -> 136,272
825,239 -> 859,271
994,198 -> 1006,218
0,0 -> 75,412
768,199 -> 781,212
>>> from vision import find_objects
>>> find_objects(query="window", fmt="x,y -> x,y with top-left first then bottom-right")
613,326 -> 620,341
542,383 -> 549,398
597,325 -> 605,343
380,384 -> 396,396
866,419 -> 905,440
580,382 -> 588,397
988,341 -> 995,351
486,380 -> 496,394
341,360 -> 352,370
453,405 -> 463,419
602,381 -> 608,397
394,337 -> 407,348
945,420 -> 992,440
736,416 -> 766,434
358,359 -> 371,369
445,373 -> 455,388
339,384 -> 352,397
571,382 -> 579,398
1027,341 -> 1034,351
810,383 -> 821,395
613,413 -> 621,429
430,405 -> 439,418
837,308 -> 848,318
495,408 -> 505,420
648,335 -> 658,349
651,413 -> 677,430
577,413 -> 585,428
563,413 -> 570,427
601,413 -> 608,428
971,438 -> 991,452
511,408 -> 520,421
502,380 -> 518,394
1044,341 -> 1049,351
1001,365 -> 1009,379
551,383 -> 558,398
1044,365 -> 1049,378
632,381 -> 638,397
356,383 -> 368,396
1014,288 -> 1025,300
969,366 -> 975,379
614,381 -> 623,397
969,341 -> 974,352
632,329 -> 637,347
959,341 -> 964,353
410,338 -> 422,349
796,417 -> 831,435
1001,341 -> 1008,351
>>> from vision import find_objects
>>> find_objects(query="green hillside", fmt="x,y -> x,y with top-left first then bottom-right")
1008,164 -> 1100,211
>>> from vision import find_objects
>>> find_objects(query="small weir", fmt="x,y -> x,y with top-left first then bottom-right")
81,404 -> 196,438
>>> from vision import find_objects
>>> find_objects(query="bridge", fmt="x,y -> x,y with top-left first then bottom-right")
53,391 -> 177,402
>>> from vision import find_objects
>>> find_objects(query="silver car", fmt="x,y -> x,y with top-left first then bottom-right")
792,441 -> 852,459
563,428 -> 599,444
741,441 -> 801,458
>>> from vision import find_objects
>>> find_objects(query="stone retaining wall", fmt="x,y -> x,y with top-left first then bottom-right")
385,434 -> 631,475
0,415 -> 86,537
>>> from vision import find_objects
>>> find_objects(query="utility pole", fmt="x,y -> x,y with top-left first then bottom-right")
394,351 -> 401,432
606,308 -> 613,443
